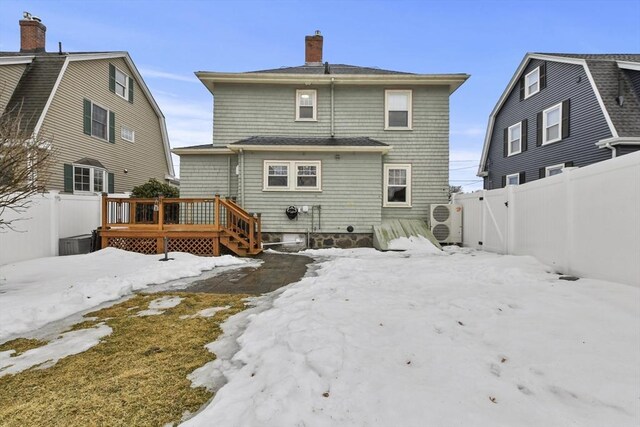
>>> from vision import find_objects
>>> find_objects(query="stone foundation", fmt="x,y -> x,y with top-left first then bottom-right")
261,232 -> 373,252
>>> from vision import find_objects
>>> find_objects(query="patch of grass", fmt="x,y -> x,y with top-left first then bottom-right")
0,338 -> 47,356
0,292 -> 249,427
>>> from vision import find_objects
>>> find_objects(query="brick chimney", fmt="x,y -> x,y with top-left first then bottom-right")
305,30 -> 323,65
20,13 -> 46,53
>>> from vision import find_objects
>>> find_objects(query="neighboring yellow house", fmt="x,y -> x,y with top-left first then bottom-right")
0,14 -> 176,194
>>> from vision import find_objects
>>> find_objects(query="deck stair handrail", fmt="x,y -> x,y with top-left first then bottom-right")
100,194 -> 261,256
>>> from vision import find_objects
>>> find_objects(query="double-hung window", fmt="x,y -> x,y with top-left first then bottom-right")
524,67 -> 540,98
296,90 -> 317,121
264,160 -> 321,191
508,122 -> 522,156
91,103 -> 108,140
121,126 -> 135,142
383,164 -> 412,207
385,90 -> 412,129
115,68 -> 128,99
543,102 -> 562,145
73,165 -> 106,193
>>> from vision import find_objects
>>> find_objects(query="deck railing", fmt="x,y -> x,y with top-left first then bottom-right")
100,195 -> 261,255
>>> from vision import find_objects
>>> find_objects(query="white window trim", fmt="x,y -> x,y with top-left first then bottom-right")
542,102 -> 563,145
263,160 -> 322,191
89,100 -> 110,142
545,163 -> 565,177
383,164 -> 412,208
114,66 -> 129,101
121,126 -> 135,142
73,164 -> 107,194
524,67 -> 540,98
384,89 -> 412,130
295,89 -> 317,121
508,122 -> 522,156
506,173 -> 520,186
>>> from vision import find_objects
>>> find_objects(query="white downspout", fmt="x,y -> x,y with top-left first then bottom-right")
604,142 -> 617,158
330,77 -> 335,137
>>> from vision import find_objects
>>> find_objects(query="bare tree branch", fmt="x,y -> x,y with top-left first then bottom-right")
0,106 -> 56,230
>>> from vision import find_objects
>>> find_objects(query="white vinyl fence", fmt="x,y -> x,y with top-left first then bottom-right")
0,191 -> 128,265
454,151 -> 640,287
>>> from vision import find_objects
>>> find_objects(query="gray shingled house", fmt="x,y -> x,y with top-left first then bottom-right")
0,14 -> 176,194
478,53 -> 640,189
174,32 -> 468,249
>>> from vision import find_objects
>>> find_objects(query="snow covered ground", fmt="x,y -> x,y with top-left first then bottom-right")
0,248 -> 249,342
184,244 -> 640,427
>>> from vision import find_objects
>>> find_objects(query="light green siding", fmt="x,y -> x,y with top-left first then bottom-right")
40,58 -> 170,193
208,83 -> 450,228
0,63 -> 28,116
241,151 -> 382,233
180,154 -> 235,198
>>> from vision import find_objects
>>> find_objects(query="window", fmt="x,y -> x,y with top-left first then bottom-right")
115,68 -> 128,99
121,126 -> 135,142
73,165 -> 106,193
506,173 -> 520,186
546,163 -> 564,177
543,103 -> 562,145
524,67 -> 540,98
508,122 -> 522,156
383,164 -> 412,207
263,160 -> 321,191
91,104 -> 108,140
296,90 -> 317,121
84,99 -> 114,142
385,90 -> 412,129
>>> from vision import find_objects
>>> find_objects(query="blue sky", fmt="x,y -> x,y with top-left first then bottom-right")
1,0 -> 639,190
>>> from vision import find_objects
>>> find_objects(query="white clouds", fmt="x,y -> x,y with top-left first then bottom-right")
139,68 -> 199,83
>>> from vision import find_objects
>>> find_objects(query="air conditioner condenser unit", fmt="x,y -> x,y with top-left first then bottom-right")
429,204 -> 462,244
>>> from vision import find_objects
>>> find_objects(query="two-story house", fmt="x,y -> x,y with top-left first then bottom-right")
478,53 -> 640,189
0,14 -> 176,194
174,32 -> 468,248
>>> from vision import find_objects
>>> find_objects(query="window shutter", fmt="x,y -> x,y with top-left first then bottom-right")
564,161 -> 574,168
109,111 -> 115,143
536,112 -> 543,146
64,164 -> 73,192
109,64 -> 116,93
503,128 -> 508,157
519,77 -> 525,101
83,99 -> 92,135
540,62 -> 547,90
501,175 -> 506,188
562,99 -> 570,139
539,167 -> 546,179
521,119 -> 528,152
519,171 -> 526,184
108,172 -> 115,193
128,77 -> 134,103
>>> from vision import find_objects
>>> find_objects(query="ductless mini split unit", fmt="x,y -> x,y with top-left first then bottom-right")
429,204 -> 462,244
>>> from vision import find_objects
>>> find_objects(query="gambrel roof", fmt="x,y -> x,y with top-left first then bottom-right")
478,53 -> 640,176
0,51 -> 175,178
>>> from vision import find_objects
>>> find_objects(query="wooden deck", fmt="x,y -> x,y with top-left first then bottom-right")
100,195 -> 262,257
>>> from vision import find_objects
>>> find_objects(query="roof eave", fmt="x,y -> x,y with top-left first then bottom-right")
195,72 -> 469,94
0,55 -> 35,65
172,147 -> 234,155
228,144 -> 392,153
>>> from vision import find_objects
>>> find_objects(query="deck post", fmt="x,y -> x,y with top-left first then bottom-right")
256,213 -> 262,249
214,194 -> 220,229
158,196 -> 165,231
101,193 -> 108,249
249,214 -> 255,251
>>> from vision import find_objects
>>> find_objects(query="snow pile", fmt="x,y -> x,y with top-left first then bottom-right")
137,296 -> 184,316
0,248 -> 248,342
180,306 -> 231,320
0,323 -> 112,377
387,234 -> 444,254
183,248 -> 640,427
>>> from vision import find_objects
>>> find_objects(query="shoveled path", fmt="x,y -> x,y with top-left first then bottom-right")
181,252 -> 313,295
